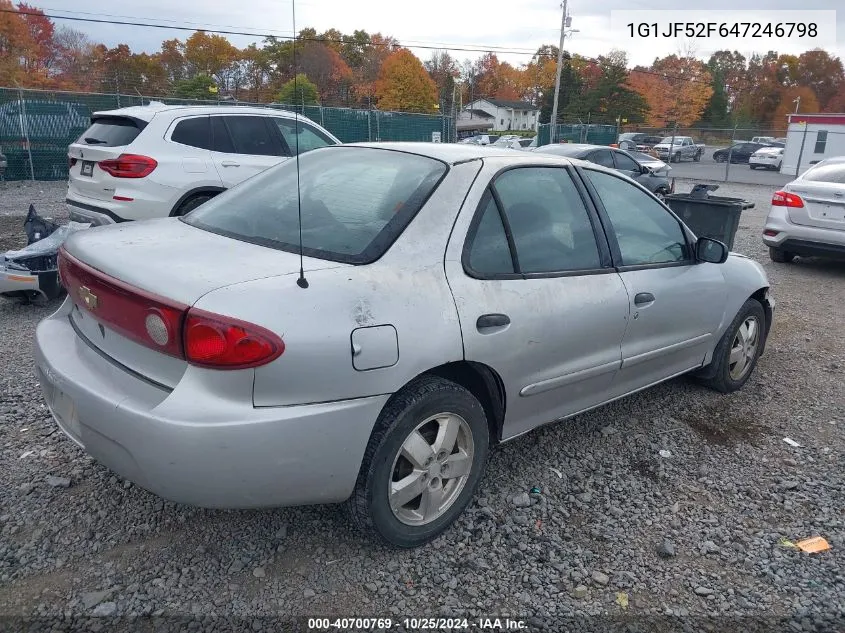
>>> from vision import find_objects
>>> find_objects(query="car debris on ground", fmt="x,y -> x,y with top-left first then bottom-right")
0,205 -> 88,303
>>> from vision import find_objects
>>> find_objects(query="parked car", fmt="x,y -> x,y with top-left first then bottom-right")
751,136 -> 776,144
65,103 -> 341,225
629,150 -> 671,172
762,156 -> 845,263
36,142 -> 773,547
534,143 -> 672,197
749,146 -> 784,171
652,136 -> 705,163
518,137 -> 535,148
775,137 -> 787,144
713,142 -> 771,164
614,133 -> 664,152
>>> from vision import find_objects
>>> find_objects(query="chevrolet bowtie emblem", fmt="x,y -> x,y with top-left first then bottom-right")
79,286 -> 98,310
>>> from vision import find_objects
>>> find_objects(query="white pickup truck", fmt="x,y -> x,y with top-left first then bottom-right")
652,136 -> 705,163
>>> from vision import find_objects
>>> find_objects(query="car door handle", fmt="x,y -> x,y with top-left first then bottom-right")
476,314 -> 510,330
221,161 -> 240,167
634,292 -> 655,306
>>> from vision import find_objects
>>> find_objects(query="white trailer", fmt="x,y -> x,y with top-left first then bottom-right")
782,113 -> 845,176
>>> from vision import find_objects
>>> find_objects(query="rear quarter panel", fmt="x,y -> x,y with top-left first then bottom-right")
193,159 -> 485,407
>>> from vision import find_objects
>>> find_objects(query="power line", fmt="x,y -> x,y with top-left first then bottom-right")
2,7 -> 734,89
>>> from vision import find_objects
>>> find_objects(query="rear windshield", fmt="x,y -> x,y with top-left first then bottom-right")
77,117 -> 143,147
183,147 -> 448,264
802,163 -> 845,184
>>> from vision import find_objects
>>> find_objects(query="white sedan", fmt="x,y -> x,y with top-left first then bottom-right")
749,146 -> 784,171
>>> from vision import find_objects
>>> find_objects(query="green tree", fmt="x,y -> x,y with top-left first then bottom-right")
173,74 -> 218,99
277,73 -> 319,105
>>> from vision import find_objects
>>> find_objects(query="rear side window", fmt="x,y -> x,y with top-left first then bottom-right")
589,150 -> 615,168
272,118 -> 334,154
77,117 -> 142,147
171,117 -> 212,150
802,162 -> 845,184
183,147 -> 447,264
223,116 -> 284,156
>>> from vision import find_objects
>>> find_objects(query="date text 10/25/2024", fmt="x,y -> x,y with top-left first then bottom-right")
307,617 -> 527,630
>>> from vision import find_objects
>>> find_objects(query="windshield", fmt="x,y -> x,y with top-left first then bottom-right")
183,147 -> 448,264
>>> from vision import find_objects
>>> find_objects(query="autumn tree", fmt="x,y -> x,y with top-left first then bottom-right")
736,52 -> 783,125
570,51 -> 648,123
797,49 -> 844,111
297,41 -> 353,105
632,54 -> 712,127
772,86 -> 820,126
17,3 -> 54,80
159,38 -> 186,83
375,48 -> 438,113
539,52 -> 584,123
51,26 -> 94,89
277,73 -> 319,105
173,74 -> 218,99
183,31 -> 239,92
0,0 -> 33,85
425,50 -> 459,113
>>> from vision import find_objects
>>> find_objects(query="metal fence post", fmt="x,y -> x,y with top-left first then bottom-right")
376,110 -> 380,142
17,86 -> 35,181
724,123 -> 737,182
795,123 -> 809,177
367,109 -> 372,142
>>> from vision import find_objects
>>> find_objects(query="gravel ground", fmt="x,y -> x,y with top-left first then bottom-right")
1,179 -> 843,632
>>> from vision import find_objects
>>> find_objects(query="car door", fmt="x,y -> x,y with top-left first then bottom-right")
164,115 -> 222,190
209,115 -> 289,188
579,167 -> 727,396
445,164 -> 631,439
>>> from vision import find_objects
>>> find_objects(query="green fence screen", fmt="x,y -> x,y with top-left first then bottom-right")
537,123 -> 618,147
0,88 -> 455,181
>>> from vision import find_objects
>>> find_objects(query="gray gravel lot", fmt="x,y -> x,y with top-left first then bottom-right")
1,179 -> 844,631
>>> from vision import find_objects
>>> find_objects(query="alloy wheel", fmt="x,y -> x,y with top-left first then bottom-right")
728,316 -> 760,381
388,413 -> 475,526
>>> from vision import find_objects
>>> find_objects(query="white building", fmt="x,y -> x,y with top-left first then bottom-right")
464,99 -> 540,132
782,113 -> 845,176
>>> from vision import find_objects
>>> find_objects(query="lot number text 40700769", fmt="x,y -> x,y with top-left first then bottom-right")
627,22 -> 817,38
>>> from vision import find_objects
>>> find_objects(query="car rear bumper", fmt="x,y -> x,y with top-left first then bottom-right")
66,198 -> 124,226
763,207 -> 845,257
34,300 -> 388,509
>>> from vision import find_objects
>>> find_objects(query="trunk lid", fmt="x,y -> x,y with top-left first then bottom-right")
67,116 -> 145,203
61,219 -> 346,387
786,182 -> 845,231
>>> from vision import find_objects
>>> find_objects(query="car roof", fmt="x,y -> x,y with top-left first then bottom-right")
337,142 -> 585,166
533,143 -> 598,154
91,103 -> 305,123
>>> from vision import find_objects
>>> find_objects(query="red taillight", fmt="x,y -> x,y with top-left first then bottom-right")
763,229 -> 779,237
98,154 -> 157,178
772,190 -> 804,208
58,249 -> 284,370
184,309 -> 284,369
58,248 -> 187,358
68,156 -> 77,168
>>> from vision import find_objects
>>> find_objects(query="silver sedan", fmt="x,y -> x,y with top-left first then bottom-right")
36,143 -> 774,547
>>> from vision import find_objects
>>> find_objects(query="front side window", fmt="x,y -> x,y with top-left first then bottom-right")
184,147 -> 447,264
223,116 -> 283,156
585,169 -> 689,267
814,131 -> 828,154
472,167 -> 601,274
272,118 -> 334,154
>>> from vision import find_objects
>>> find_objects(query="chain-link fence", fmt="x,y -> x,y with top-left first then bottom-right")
537,122 -> 618,146
619,126 -> 788,146
0,87 -> 455,181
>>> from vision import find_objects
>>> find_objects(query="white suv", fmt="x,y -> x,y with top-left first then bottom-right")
66,103 -> 341,224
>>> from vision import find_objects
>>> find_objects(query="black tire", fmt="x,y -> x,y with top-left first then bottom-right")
173,194 -> 215,216
347,376 -> 489,548
700,298 -> 766,393
750,165 -> 757,170
769,247 -> 795,263
714,154 -> 725,163
655,187 -> 670,201
693,150 -> 701,162
671,152 -> 680,163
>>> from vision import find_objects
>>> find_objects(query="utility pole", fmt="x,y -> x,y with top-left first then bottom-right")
793,96 -> 801,113
550,0 -> 569,143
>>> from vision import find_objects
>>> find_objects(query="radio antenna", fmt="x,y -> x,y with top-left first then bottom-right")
292,0 -> 308,289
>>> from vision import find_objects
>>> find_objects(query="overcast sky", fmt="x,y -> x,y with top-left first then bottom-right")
41,0 -> 844,68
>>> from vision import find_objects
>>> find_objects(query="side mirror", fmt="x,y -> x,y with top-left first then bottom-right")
696,237 -> 728,264
640,164 -> 651,174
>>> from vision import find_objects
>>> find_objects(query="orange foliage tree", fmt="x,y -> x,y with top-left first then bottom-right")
375,48 -> 438,113
628,55 -> 712,127
772,86 -> 820,126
